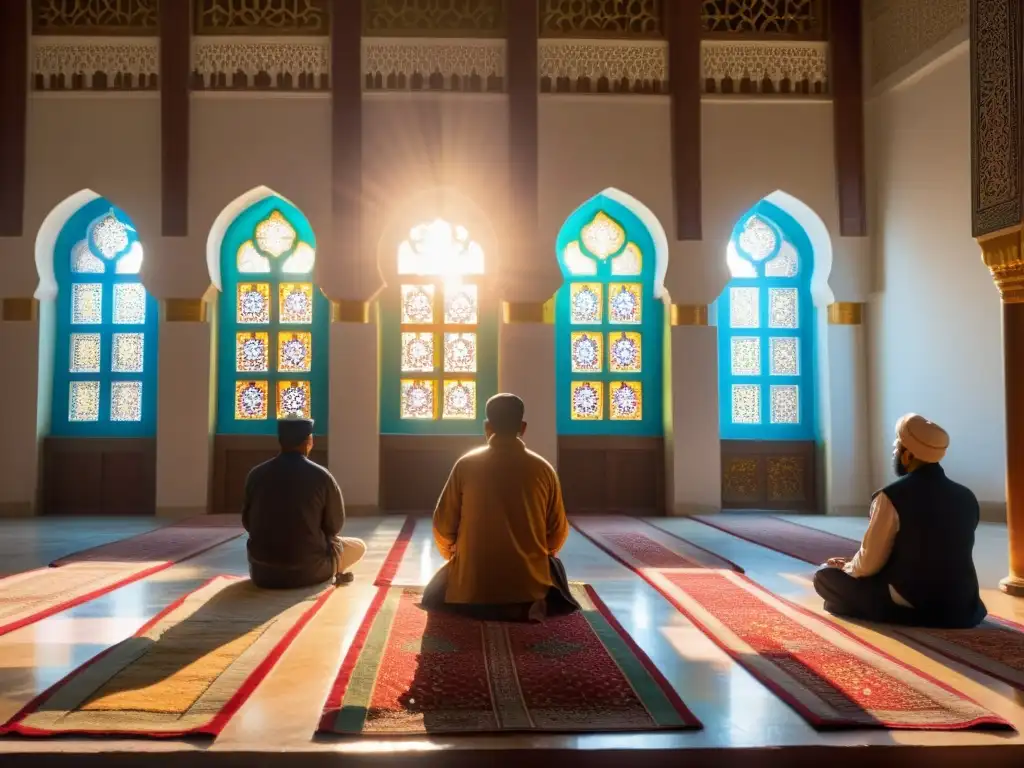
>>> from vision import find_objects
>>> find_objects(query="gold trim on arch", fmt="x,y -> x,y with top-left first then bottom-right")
978,226 -> 1024,304
827,302 -> 863,325
1,298 -> 38,322
161,299 -> 207,323
503,300 -> 554,324
669,304 -> 708,326
331,299 -> 371,324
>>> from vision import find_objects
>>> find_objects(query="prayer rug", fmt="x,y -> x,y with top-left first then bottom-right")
0,562 -> 168,638
894,617 -> 1024,692
319,583 -> 701,735
571,516 -> 742,572
1,575 -> 332,738
642,568 -> 1010,730
50,515 -> 244,567
374,516 -> 418,587
692,514 -> 858,565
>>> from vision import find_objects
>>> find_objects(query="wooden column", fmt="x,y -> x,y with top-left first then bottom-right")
971,0 -> 1024,596
159,0 -> 190,236
506,0 -> 539,257
828,0 -> 867,237
331,0 -> 363,293
0,0 -> 28,237
666,0 -> 702,240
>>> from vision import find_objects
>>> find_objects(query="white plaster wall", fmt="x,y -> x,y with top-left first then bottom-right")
500,324 -> 557,467
866,44 -> 1007,509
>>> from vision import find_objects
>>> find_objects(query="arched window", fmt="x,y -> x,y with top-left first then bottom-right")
52,199 -> 159,436
380,219 -> 497,433
555,195 -> 665,436
717,202 -> 815,440
216,197 -> 329,434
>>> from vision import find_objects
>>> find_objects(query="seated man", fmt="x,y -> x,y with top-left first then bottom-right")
242,416 -> 366,589
422,393 -> 580,622
814,413 -> 986,628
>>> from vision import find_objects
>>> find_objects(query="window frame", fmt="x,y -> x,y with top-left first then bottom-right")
717,206 -> 816,441
51,201 -> 159,438
554,196 -> 666,437
380,222 -> 498,436
215,197 -> 330,436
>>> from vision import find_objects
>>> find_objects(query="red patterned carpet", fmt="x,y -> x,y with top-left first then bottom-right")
693,514 -> 859,565
319,584 -> 701,735
643,569 -> 1010,730
896,618 -> 1024,692
50,515 -> 244,566
571,516 -> 742,571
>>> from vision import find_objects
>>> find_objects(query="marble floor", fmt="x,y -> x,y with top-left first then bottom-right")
0,514 -> 1023,766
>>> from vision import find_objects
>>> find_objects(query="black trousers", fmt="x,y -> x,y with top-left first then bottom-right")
813,567 -> 987,628
421,556 -> 581,622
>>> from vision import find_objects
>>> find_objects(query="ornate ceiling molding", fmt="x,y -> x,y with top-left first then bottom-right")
32,36 -> 158,90
702,40 -> 828,95
191,36 -> 331,90
363,37 -> 505,92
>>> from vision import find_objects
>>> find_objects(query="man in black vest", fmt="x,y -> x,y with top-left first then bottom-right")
813,413 -> 987,628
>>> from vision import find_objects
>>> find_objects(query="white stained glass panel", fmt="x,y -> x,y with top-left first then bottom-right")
70,333 -> 101,373
444,285 -> 478,325
91,214 -> 130,259
69,381 -> 100,422
255,211 -> 297,257
111,381 -> 143,422
71,284 -> 103,325
768,288 -> 798,329
731,384 -> 761,424
115,242 -> 143,275
113,283 -> 147,325
71,240 -> 104,274
738,215 -> 777,261
282,242 -> 315,274
112,333 -> 145,373
765,243 -> 798,277
563,241 -> 597,276
730,337 -> 760,376
770,384 -> 800,424
729,287 -> 758,329
769,337 -> 799,376
237,241 -> 271,273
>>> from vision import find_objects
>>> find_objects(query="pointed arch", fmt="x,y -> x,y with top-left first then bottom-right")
37,192 -> 159,436
210,191 -> 330,435
554,189 -> 668,436
716,190 -> 832,441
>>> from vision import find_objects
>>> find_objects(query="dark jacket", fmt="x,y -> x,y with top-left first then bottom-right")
876,463 -> 987,628
241,452 -> 345,589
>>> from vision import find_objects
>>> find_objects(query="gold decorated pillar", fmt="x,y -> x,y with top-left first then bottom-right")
971,0 -> 1024,595
979,230 -> 1024,595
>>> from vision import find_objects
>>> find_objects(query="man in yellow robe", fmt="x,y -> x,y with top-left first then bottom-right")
422,393 -> 579,622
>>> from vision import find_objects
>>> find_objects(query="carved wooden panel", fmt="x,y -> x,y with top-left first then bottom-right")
721,440 -> 817,511
32,0 -> 158,35
539,0 -> 665,39
42,438 -> 156,515
971,0 -> 1022,237
701,0 -> 826,39
363,0 -> 505,37
558,436 -> 665,515
212,434 -> 329,515
380,435 -> 483,512
194,0 -> 330,35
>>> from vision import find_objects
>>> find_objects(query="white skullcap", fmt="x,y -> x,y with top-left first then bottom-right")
894,413 -> 949,464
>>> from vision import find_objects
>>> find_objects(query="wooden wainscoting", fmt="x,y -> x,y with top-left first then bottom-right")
558,436 -> 666,515
720,440 -> 817,511
42,437 -> 156,515
380,435 -> 485,512
212,434 -> 330,515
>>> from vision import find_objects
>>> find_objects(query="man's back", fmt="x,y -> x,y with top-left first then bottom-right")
242,453 -> 340,574
433,437 -> 569,605
881,463 -> 985,625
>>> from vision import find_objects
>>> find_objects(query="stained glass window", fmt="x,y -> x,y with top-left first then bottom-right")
384,219 -> 497,435
555,196 -> 666,436
216,198 -> 329,435
717,204 -> 815,440
51,201 -> 159,436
